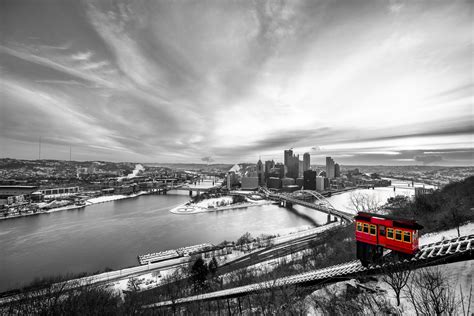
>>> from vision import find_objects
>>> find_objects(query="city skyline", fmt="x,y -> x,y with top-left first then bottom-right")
1,0 -> 472,166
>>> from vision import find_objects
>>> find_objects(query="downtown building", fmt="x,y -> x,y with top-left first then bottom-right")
264,160 -> 275,181
256,159 -> 264,185
284,149 -> 299,179
303,170 -> 317,190
326,157 -> 335,179
303,152 -> 310,172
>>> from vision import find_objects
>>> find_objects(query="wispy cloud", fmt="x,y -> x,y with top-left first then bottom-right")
0,44 -> 116,88
71,51 -> 92,61
0,0 -> 472,165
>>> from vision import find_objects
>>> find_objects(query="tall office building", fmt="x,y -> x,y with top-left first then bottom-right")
287,155 -> 299,179
271,163 -> 285,179
264,160 -> 275,174
303,170 -> 317,190
284,149 -> 299,179
264,160 -> 275,182
326,157 -> 335,179
335,163 -> 340,178
303,152 -> 310,172
284,149 -> 293,167
256,159 -> 264,185
316,176 -> 325,191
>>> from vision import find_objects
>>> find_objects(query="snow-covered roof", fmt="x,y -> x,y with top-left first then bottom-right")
228,164 -> 241,173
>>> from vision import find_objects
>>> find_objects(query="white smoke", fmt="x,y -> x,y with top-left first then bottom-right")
127,164 -> 144,179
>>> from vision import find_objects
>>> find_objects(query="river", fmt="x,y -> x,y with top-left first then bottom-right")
0,178 -> 431,292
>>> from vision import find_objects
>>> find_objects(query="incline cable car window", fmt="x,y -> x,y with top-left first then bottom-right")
395,230 -> 402,241
363,223 -> 369,233
379,225 -> 386,236
403,231 -> 411,243
369,224 -> 376,236
357,222 -> 362,232
387,228 -> 394,239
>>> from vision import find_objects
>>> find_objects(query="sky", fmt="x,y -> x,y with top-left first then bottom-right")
0,0 -> 472,166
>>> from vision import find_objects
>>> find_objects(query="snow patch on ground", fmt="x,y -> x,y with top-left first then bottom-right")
195,196 -> 234,208
420,222 -> 474,246
86,192 -> 147,205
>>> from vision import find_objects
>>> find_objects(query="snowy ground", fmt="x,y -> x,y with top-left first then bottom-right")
195,196 -> 234,208
306,259 -> 474,316
85,191 -> 147,205
170,196 -> 276,214
105,223 -> 339,294
420,222 -> 474,246
111,269 -> 175,293
307,221 -> 474,315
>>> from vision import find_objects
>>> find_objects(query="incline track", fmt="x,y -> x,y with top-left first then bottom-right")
143,234 -> 474,309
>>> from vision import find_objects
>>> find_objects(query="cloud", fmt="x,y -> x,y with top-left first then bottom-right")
0,44 -> 117,88
0,0 -> 472,165
414,155 -> 443,165
201,156 -> 214,163
71,51 -> 93,61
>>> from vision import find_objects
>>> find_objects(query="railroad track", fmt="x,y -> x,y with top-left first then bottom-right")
143,233 -> 474,308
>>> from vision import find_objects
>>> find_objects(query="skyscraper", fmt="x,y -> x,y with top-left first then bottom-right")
284,149 -> 299,179
326,157 -> 335,179
264,160 -> 275,182
256,159 -> 264,185
303,152 -> 310,172
316,176 -> 325,191
274,163 -> 285,179
264,160 -> 275,174
303,170 -> 317,190
284,149 -> 293,166
335,163 -> 340,178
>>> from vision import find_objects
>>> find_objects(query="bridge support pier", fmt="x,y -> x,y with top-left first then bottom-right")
189,190 -> 192,196
279,200 -> 293,208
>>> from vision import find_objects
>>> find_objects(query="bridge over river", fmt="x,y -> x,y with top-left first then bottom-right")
261,188 -> 354,223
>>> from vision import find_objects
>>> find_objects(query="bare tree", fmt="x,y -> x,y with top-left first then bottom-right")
404,267 -> 458,316
161,268 -> 188,311
310,284 -> 396,316
381,262 -> 412,306
444,197 -> 465,237
2,276 -> 125,315
459,284 -> 472,316
348,191 -> 382,213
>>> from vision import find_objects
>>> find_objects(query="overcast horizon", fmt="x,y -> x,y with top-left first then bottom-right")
1,0 -> 473,166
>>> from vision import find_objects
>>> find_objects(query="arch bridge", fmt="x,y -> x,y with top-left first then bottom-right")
260,188 -> 354,223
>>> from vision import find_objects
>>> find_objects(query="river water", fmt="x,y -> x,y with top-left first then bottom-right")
0,179 -> 431,292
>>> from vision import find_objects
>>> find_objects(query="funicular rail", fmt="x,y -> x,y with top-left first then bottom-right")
143,234 -> 474,309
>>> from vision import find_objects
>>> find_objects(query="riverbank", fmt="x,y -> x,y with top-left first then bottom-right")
85,191 -> 149,205
0,191 -> 150,221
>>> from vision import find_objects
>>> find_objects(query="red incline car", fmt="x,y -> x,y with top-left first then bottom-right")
355,211 -> 423,266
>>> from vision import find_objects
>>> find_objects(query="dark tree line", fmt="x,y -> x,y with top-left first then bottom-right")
389,176 -> 474,235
